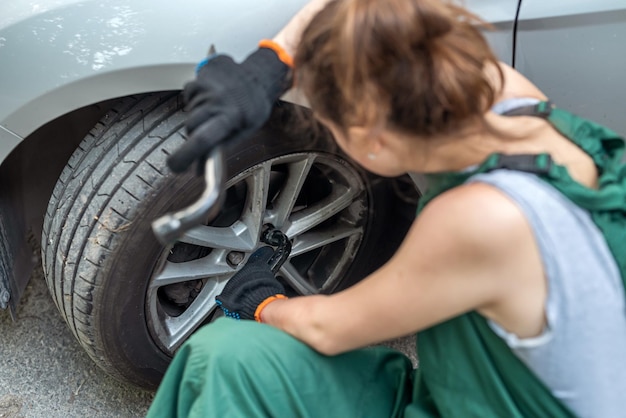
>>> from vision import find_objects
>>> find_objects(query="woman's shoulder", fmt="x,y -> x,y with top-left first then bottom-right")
393,180 -> 543,321
418,181 -> 530,254
488,62 -> 548,104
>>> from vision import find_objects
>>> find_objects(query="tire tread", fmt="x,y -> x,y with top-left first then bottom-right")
41,93 -> 186,381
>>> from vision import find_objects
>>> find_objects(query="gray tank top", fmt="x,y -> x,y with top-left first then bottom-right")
468,170 -> 626,418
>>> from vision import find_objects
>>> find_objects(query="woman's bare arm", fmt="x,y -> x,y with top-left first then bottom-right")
261,183 -> 546,355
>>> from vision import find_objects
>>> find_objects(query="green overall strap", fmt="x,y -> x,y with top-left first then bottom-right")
407,101 -> 626,418
417,152 -> 554,214
542,107 -> 626,289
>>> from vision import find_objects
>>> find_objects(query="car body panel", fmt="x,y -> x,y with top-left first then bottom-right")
0,0 -> 308,163
464,0 -> 520,65
518,0 -> 625,20
0,0 -> 520,165
516,0 -> 626,135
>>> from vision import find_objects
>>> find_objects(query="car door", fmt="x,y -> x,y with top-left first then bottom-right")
515,0 -> 626,135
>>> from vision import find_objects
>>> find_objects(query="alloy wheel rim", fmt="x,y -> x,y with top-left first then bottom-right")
146,152 -> 369,354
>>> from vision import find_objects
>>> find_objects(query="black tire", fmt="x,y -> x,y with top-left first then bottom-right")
0,211 -> 13,311
41,93 -> 415,389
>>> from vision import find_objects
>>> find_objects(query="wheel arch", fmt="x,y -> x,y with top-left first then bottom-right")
0,0 -> 310,163
2,64 -> 194,159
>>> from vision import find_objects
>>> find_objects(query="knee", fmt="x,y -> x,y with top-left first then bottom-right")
184,318 -> 317,378
182,318 -> 314,391
185,317 -> 287,360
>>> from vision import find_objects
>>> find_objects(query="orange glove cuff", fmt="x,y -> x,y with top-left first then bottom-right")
258,39 -> 294,68
254,294 -> 288,323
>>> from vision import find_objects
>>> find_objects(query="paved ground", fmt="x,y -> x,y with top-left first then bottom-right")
0,262 -> 154,418
0,255 -> 416,418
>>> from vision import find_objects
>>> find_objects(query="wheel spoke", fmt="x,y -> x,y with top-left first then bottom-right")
177,162 -> 273,249
178,223 -> 257,251
241,162 -> 272,236
266,156 -> 315,228
279,262 -> 320,295
291,224 -> 363,256
151,251 -> 233,287
155,278 -> 226,351
286,183 -> 360,237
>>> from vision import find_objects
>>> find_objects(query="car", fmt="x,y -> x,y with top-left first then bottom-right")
1,0 -> 624,389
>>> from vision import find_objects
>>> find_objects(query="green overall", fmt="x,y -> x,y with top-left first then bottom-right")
147,104 -> 626,418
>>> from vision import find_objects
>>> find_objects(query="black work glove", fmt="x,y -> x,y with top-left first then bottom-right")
168,47 -> 292,174
216,247 -> 286,321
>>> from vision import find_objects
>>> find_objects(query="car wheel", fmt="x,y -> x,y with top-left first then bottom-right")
41,92 -> 416,389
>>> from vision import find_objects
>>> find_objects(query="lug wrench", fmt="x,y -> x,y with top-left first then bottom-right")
151,149 -> 292,271
152,45 -> 225,246
151,44 -> 291,270
151,148 -> 224,246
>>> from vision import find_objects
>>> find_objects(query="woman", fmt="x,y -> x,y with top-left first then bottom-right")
149,0 -> 626,417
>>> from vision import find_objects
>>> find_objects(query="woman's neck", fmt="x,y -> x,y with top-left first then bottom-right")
402,114 -> 574,173
401,113 -> 598,189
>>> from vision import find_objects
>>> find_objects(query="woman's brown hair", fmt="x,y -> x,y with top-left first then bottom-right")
294,0 -> 503,138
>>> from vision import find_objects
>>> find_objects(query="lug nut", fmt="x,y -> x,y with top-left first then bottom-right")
227,251 -> 245,267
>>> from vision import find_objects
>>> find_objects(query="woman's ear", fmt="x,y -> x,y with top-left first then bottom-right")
346,126 -> 384,155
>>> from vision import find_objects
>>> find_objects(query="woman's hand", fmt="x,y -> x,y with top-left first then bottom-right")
167,48 -> 292,175
216,247 -> 287,321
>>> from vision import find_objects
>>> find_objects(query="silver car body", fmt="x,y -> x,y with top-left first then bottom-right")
0,0 -> 307,161
0,0 -> 624,310
516,0 -> 626,134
